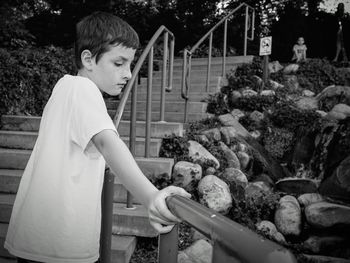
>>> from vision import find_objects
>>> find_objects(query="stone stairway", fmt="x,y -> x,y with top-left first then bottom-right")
0,55 -> 252,262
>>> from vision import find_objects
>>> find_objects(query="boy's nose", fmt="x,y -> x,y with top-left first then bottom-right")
124,67 -> 132,80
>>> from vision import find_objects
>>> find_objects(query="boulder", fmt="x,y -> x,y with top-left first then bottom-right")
329,103 -> 350,118
219,126 -> 238,145
284,75 -> 300,91
188,140 -> 220,169
298,193 -> 324,207
268,80 -> 284,90
218,142 -> 241,169
245,181 -> 271,199
268,61 -> 284,73
260,89 -> 276,96
302,89 -> 315,97
283,64 -> 299,74
178,239 -> 212,263
194,134 -> 209,145
201,128 -> 221,142
274,195 -> 302,236
217,114 -> 250,137
230,90 -> 242,103
231,108 -> 245,120
172,161 -> 202,191
305,201 -> 350,229
236,151 -> 250,171
303,235 -> 348,254
242,89 -> 258,97
256,220 -> 286,243
319,155 -> 350,204
221,167 -> 248,188
205,167 -> 216,176
275,177 -> 319,195
295,97 -> 319,111
198,175 -> 232,214
249,110 -> 264,126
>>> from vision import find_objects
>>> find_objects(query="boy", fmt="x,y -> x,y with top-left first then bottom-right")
4,11 -> 190,263
291,37 -> 307,62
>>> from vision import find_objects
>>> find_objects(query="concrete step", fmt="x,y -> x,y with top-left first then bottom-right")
114,110 -> 209,123
0,195 -> 156,238
1,115 -> 183,138
112,203 -> 158,237
0,149 -> 174,176
0,131 -> 161,158
122,91 -> 213,102
171,55 -> 253,68
106,100 -> 207,113
0,224 -> 14,259
0,223 -> 136,263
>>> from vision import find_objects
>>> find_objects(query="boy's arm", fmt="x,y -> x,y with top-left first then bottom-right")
92,129 -> 191,233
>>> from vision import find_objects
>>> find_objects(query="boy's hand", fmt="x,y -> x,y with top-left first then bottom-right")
148,186 -> 191,234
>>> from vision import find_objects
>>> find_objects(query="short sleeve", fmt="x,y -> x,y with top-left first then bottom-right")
71,79 -> 118,155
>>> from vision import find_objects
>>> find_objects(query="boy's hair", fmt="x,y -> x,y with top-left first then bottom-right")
75,11 -> 139,69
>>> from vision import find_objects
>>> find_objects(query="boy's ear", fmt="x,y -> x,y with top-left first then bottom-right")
81,50 -> 94,70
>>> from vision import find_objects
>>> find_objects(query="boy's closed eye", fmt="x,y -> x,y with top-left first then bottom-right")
114,62 -> 123,67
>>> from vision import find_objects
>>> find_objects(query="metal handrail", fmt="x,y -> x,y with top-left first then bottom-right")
100,25 -> 175,263
159,195 -> 297,263
181,2 -> 255,122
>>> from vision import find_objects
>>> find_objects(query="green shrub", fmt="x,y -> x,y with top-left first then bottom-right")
229,95 -> 277,112
0,46 -> 75,115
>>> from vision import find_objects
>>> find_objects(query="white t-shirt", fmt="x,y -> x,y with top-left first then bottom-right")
5,75 -> 117,263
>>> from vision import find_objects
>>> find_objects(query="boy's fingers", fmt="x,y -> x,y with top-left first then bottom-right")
149,221 -> 175,234
149,213 -> 174,226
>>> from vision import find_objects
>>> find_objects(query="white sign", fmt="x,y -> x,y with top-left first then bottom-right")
259,36 -> 272,56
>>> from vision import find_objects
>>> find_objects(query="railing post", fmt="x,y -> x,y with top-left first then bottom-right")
244,5 -> 249,56
168,37 -> 174,91
158,224 -> 179,263
100,168 -> 114,263
145,46 -> 154,158
127,80 -> 138,208
222,19 -> 227,77
206,32 -> 213,93
160,32 -> 168,122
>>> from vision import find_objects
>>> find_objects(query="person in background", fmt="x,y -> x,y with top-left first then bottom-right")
292,36 -> 307,62
333,2 -> 349,62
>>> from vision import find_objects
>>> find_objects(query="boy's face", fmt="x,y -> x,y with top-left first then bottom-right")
298,38 -> 304,45
90,44 -> 136,96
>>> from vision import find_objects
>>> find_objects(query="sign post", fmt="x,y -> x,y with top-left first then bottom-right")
259,36 -> 272,84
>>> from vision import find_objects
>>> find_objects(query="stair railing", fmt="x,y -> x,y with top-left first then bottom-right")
158,195 -> 297,263
181,2 -> 255,122
100,25 -> 174,263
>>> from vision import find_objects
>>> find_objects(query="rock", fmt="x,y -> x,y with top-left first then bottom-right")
251,75 -> 264,90
219,126 -> 237,145
274,195 -> 302,236
268,61 -> 284,73
301,254 -> 350,263
188,140 -> 220,169
221,168 -> 248,188
250,130 -> 261,139
316,110 -> 328,117
275,177 -> 319,195
245,181 -> 271,199
178,239 -> 212,263
319,155 -> 350,204
298,193 -> 324,207
305,201 -> 350,229
283,64 -> 299,74
256,220 -> 286,243
218,142 -> 241,169
253,173 -> 275,188
231,108 -> 245,120
326,111 -> 348,120
198,175 -> 232,214
194,134 -> 209,145
249,110 -> 264,126
302,89 -> 315,97
303,235 -> 348,254
268,80 -> 284,90
260,89 -> 276,96
242,89 -> 258,97
236,151 -> 250,171
316,85 -> 350,104
217,115 -> 250,137
295,97 -> 319,111
284,75 -> 300,91
230,90 -> 242,103
292,132 -> 316,165
201,128 -> 221,142
330,103 -> 350,118
172,161 -> 202,191
205,167 -> 216,176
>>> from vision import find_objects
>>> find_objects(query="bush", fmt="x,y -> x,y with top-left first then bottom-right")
0,46 -> 75,116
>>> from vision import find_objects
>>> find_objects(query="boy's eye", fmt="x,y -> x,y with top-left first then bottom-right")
114,62 -> 123,67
